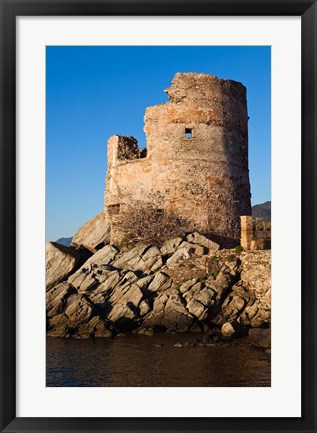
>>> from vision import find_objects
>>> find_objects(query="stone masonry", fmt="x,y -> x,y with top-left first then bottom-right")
104,73 -> 252,245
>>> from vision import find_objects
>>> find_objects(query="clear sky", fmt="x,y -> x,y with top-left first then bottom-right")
46,46 -> 271,242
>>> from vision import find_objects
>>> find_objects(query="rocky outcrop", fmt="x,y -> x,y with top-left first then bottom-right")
71,211 -> 110,252
46,232 -> 271,339
46,242 -> 81,290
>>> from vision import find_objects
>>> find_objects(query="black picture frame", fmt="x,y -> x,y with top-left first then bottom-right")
0,1 -> 316,432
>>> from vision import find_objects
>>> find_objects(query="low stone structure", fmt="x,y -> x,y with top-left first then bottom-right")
240,216 -> 271,250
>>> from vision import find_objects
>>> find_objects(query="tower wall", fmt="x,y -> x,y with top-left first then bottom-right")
104,73 -> 251,245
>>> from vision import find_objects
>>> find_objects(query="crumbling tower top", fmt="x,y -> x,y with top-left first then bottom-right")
164,72 -> 246,105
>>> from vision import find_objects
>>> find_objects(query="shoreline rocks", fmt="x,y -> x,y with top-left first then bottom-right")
46,232 -> 271,339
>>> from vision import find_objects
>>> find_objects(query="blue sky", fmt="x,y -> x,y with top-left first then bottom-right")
46,46 -> 271,241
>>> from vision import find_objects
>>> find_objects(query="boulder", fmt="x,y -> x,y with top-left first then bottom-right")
69,263 -> 117,292
46,242 -> 80,289
113,243 -> 163,273
143,288 -> 194,332
64,293 -> 95,326
218,295 -> 245,323
77,244 -> 118,267
221,322 -> 235,337
76,316 -> 112,338
221,321 -> 248,338
182,282 -> 215,321
46,282 -> 76,318
71,211 -> 110,252
166,247 -> 192,265
147,272 -> 172,292
186,232 -> 219,251
178,241 -> 207,256
160,236 -> 183,256
47,293 -> 97,337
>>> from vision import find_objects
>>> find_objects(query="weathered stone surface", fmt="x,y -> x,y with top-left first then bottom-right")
68,264 -> 115,292
64,294 -> 95,326
182,282 -> 215,321
46,282 -> 76,318
166,247 -> 192,265
160,236 -> 183,256
186,232 -> 219,251
143,288 -> 194,332
66,245 -> 118,287
46,242 -> 80,289
147,272 -> 172,292
71,210 -> 110,252
83,244 -> 118,266
178,241 -> 207,256
113,243 -> 163,272
76,316 -> 112,338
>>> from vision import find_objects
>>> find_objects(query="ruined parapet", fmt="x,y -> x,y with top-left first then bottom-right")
105,72 -> 252,245
240,216 -> 271,250
107,135 -> 146,168
240,216 -> 253,250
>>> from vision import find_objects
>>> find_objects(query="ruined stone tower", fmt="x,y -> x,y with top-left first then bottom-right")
104,72 -> 251,245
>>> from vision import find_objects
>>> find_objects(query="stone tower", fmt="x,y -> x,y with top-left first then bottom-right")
104,72 -> 251,245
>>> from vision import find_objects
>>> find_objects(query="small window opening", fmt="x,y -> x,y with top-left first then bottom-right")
184,128 -> 192,138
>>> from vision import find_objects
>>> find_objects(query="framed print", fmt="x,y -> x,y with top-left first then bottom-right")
0,1 -> 316,432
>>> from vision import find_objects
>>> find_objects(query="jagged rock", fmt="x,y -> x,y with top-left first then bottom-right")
141,246 -> 163,272
69,264 -> 114,291
143,288 -> 194,332
179,279 -> 197,294
113,243 -> 148,268
217,295 -> 245,323
186,232 -> 219,251
113,243 -> 162,272
65,246 -> 118,289
178,241 -> 207,256
147,272 -> 172,292
75,316 -> 111,338
48,314 -> 69,337
139,300 -> 152,316
71,210 -> 110,252
64,294 -> 95,326
108,280 -> 143,307
248,309 -> 270,328
166,247 -> 192,265
205,272 -> 236,304
46,242 -> 80,289
46,282 -> 76,318
107,303 -> 137,327
182,282 -> 215,321
82,244 -> 119,266
160,236 -> 183,255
